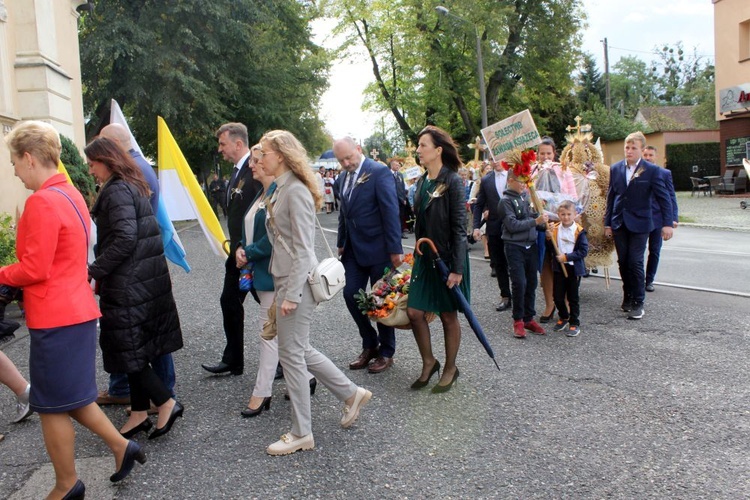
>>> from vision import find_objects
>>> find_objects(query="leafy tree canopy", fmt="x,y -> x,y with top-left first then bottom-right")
323,0 -> 585,152
80,0 -> 332,173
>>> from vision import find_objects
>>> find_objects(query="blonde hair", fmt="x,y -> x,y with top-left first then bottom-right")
625,131 -> 647,149
5,121 -> 61,167
261,130 -> 323,209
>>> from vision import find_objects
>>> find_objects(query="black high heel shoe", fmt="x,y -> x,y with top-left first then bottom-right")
410,360 -> 441,390
241,396 -> 272,418
431,368 -> 459,394
284,377 -> 317,400
110,440 -> 147,483
539,307 -> 556,323
120,418 -> 152,439
62,479 -> 85,499
148,401 -> 184,440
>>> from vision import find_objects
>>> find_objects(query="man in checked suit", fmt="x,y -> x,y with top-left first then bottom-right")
334,137 -> 403,374
604,131 -> 673,320
472,159 -> 512,312
202,122 -> 263,375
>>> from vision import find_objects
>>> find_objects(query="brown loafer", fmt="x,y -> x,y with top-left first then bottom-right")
367,356 -> 393,374
126,404 -> 159,416
348,349 -> 378,370
96,390 -> 131,406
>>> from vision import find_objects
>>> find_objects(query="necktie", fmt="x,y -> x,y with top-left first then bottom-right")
344,171 -> 356,200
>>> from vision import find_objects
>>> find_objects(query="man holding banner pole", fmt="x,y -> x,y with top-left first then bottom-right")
202,123 -> 262,376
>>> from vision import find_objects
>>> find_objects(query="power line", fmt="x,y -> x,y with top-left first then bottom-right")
608,44 -> 715,60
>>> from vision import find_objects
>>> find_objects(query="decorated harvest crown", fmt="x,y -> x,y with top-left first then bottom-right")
501,148 -> 537,183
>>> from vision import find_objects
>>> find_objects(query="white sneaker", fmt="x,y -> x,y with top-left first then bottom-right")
12,384 -> 32,423
340,387 -> 372,428
266,433 -> 314,456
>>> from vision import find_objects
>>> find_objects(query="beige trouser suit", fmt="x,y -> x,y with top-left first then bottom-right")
267,171 -> 357,437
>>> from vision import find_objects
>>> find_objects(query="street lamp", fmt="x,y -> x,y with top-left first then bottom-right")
435,6 -> 488,129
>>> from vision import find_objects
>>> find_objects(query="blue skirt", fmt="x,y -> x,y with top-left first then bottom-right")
29,319 -> 98,413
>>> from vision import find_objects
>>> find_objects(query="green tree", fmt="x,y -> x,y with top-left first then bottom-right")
324,0 -> 584,149
79,0 -> 331,171
577,53 -> 605,111
60,135 -> 97,206
580,102 -> 640,142
609,56 -> 657,118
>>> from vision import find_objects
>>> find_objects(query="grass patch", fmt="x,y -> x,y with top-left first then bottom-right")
679,215 -> 696,223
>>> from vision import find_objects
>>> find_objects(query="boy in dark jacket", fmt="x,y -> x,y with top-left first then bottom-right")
499,172 -> 548,338
546,201 -> 589,337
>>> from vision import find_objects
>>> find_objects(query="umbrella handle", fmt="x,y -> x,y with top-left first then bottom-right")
415,237 -> 438,256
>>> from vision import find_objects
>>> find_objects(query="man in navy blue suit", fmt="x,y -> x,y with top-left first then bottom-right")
642,145 -> 678,292
334,137 -> 403,374
604,131 -> 673,320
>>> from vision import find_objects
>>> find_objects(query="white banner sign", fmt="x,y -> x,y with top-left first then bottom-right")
481,109 -> 541,161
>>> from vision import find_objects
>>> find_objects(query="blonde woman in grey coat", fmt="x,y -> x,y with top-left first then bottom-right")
258,130 -> 372,456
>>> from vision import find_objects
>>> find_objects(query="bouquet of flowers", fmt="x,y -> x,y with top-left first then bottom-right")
354,254 -> 415,328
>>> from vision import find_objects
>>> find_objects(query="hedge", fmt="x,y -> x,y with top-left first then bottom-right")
664,142 -> 720,191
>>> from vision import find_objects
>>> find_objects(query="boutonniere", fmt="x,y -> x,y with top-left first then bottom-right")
428,183 -> 447,200
356,172 -> 371,186
231,178 -> 246,199
631,165 -> 644,180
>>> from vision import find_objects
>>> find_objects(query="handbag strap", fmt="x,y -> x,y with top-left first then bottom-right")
48,187 -> 89,251
265,191 -> 335,260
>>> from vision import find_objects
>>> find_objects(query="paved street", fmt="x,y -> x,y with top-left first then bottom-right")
1,201 -> 749,498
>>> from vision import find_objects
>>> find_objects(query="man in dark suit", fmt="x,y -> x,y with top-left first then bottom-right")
389,158 -> 409,238
604,132 -> 673,320
472,160 -> 512,311
203,122 -> 263,375
642,146 -> 678,292
334,137 -> 403,374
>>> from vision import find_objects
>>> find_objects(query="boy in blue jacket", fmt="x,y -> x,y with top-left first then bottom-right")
547,201 -> 589,337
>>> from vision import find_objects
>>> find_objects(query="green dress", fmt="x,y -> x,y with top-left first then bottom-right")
408,178 -> 471,314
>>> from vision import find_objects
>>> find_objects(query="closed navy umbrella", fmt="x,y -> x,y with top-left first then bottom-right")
416,238 -> 500,371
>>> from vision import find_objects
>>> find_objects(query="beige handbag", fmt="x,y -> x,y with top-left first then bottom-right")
261,301 -> 277,340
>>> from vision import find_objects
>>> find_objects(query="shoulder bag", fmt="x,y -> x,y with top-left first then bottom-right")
266,198 -> 345,303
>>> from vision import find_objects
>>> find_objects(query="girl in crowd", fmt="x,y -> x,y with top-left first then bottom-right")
258,130 -> 371,456
85,137 -> 184,441
1,121 -> 145,499
407,126 -> 469,393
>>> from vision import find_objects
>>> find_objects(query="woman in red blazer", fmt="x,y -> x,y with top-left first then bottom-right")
0,121 -> 146,499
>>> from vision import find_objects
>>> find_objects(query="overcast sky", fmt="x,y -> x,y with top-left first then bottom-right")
313,0 -> 715,142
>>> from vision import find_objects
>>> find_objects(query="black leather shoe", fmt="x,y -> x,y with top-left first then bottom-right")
496,300 -> 511,312
62,479 -> 85,500
284,378 -> 317,400
431,368 -> 459,394
148,401 -> 184,440
645,282 -> 655,292
202,362 -> 243,375
411,360 -> 440,390
110,440 -> 146,482
539,307 -> 556,323
241,396 -> 272,418
120,418 -> 152,439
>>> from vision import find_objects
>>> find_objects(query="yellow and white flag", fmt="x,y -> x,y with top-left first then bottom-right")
157,117 -> 227,257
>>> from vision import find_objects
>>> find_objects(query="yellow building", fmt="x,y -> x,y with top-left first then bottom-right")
714,0 -> 750,172
0,0 -> 89,216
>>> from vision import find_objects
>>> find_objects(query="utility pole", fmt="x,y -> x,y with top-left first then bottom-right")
602,37 -> 611,112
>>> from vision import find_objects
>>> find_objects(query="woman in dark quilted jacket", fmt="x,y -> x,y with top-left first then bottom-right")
86,137 -> 184,441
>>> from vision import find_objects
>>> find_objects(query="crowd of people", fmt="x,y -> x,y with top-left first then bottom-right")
0,119 -> 677,494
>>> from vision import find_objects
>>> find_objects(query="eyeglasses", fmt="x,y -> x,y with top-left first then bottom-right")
257,150 -> 277,159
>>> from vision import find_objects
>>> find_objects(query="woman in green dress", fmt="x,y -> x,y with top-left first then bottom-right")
407,126 -> 470,393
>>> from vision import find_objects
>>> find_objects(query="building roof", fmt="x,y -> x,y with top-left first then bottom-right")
634,106 -> 697,131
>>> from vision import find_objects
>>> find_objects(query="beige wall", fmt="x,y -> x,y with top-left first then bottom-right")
0,0 -> 88,217
714,0 -> 750,121
602,130 -> 720,168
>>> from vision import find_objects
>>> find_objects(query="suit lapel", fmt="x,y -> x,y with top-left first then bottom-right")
348,163 -> 369,206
